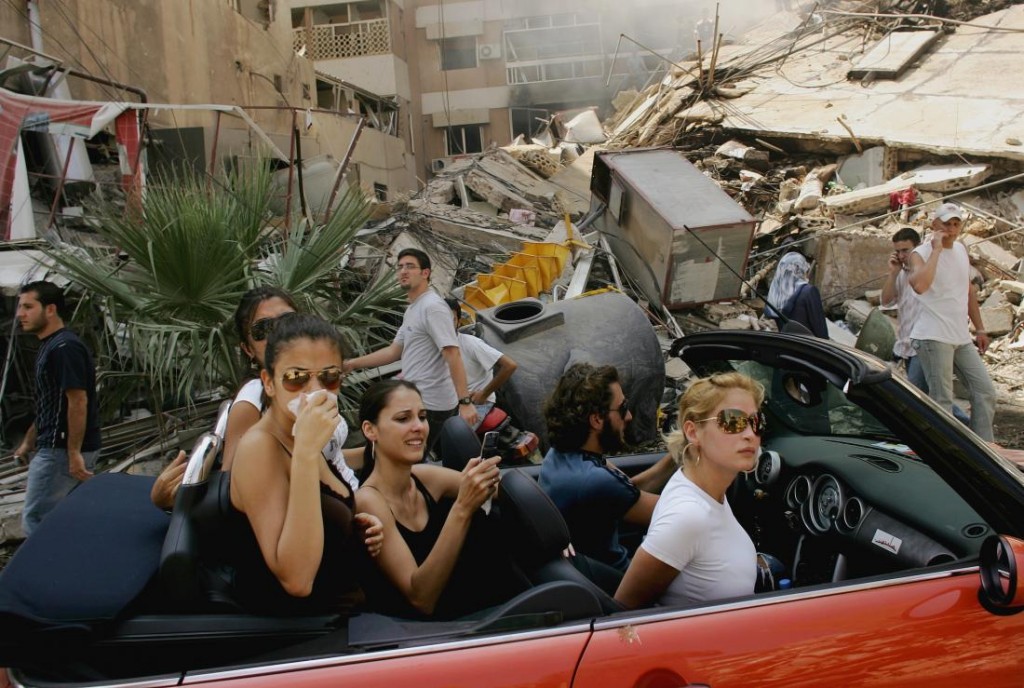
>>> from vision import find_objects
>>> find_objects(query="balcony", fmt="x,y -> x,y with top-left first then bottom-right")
293,18 -> 391,61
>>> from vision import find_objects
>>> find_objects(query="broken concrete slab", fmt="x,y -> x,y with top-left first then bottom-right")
965,235 -> 1021,274
848,30 -> 942,80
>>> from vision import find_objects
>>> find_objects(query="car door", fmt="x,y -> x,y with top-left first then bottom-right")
574,568 -> 1024,687
181,626 -> 593,687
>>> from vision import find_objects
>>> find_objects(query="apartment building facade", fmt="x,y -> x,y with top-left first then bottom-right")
0,0 -> 416,204
411,0 -> 696,178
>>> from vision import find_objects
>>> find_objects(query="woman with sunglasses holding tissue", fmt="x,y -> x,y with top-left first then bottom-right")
150,287 -> 359,508
615,372 -> 765,609
226,313 -> 382,614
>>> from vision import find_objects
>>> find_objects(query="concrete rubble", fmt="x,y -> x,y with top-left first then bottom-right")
4,0 -> 1024,547
355,0 -> 1024,450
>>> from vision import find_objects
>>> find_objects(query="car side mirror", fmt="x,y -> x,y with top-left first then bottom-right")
978,535 -> 1024,616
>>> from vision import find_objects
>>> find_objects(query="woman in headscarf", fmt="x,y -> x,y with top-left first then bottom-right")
765,252 -> 828,338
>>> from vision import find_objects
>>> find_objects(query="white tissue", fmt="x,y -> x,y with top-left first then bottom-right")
287,390 -> 340,436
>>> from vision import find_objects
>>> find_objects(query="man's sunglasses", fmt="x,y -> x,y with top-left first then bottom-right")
249,316 -> 285,342
695,409 -> 766,436
609,398 -> 629,417
280,366 -> 344,393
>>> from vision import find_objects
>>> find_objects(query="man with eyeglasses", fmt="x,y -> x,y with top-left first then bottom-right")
882,226 -> 970,425
539,363 -> 676,591
344,248 -> 477,459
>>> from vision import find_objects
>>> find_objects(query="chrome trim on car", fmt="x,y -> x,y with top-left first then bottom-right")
8,669 -> 182,688
179,621 -> 594,684
591,565 -> 980,632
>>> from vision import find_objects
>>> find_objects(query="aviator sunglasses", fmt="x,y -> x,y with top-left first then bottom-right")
280,366 -> 344,393
695,408 -> 766,436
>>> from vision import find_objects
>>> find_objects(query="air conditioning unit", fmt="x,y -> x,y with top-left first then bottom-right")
431,157 -> 450,173
478,43 -> 501,60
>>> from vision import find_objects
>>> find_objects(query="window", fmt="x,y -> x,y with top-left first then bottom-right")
440,36 -> 477,71
510,107 -> 551,140
445,125 -> 483,156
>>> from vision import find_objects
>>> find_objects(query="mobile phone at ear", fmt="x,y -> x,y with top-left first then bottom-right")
480,430 -> 499,457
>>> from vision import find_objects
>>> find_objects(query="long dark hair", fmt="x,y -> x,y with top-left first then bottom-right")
358,379 -> 421,482
233,286 -> 300,348
263,314 -> 346,406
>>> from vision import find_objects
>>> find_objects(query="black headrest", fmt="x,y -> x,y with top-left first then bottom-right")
497,468 -> 570,568
438,415 -> 481,471
159,470 -> 232,605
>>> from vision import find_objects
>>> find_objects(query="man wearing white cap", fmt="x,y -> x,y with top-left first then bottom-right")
908,202 -> 996,441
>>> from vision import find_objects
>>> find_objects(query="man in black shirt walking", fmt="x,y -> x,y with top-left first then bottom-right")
13,281 -> 101,537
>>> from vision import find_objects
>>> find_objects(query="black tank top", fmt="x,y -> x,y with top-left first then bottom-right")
227,457 -> 363,615
359,475 -> 527,620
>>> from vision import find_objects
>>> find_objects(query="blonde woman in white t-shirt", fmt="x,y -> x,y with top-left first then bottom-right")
615,372 -> 764,609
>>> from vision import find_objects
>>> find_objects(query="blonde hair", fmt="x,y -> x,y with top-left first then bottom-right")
665,372 -> 765,466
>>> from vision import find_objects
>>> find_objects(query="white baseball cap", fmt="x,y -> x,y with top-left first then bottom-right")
933,202 -> 964,223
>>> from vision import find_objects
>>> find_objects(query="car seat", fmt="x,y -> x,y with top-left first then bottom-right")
159,401 -> 240,610
497,468 -> 624,614
438,415 -> 481,471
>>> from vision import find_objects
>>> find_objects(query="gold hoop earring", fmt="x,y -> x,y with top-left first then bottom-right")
684,443 -> 701,466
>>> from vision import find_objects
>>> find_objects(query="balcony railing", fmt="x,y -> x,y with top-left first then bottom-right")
294,19 -> 391,61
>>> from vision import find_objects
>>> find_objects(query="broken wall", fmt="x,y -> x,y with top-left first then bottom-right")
814,231 -> 896,310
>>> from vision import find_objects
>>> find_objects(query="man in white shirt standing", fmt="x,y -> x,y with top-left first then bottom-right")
908,203 -> 996,441
443,298 -> 518,428
882,226 -> 970,424
345,248 -> 477,458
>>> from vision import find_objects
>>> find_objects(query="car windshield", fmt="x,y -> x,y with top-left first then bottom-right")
730,360 -> 897,440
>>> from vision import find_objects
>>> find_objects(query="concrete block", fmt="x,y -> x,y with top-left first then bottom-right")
844,299 -> 873,330
719,316 -> 754,330
815,231 -> 893,306
865,288 -> 882,306
981,304 -> 1014,337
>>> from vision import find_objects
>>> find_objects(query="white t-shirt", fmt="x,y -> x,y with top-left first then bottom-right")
640,470 -> 756,607
909,241 -> 972,346
886,268 -> 922,359
394,289 -> 459,410
231,378 -> 358,493
457,333 -> 503,404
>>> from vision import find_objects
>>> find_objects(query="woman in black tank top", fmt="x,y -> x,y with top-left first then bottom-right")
228,314 -> 383,614
355,380 -> 527,619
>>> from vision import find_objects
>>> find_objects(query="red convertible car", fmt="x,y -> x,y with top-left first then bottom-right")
1,330 -> 1022,687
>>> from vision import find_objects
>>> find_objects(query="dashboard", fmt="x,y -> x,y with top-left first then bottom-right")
742,435 -> 991,583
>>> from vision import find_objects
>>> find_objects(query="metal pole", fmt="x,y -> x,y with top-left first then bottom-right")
45,141 -> 75,230
323,117 -> 366,223
208,111 -> 222,183
283,110 -> 297,230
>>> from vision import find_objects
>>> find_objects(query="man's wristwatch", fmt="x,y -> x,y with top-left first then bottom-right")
459,396 -> 473,406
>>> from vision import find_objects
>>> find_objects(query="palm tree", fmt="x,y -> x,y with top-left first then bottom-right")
41,159 -> 402,416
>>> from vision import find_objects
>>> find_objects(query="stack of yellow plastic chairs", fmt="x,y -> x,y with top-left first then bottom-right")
464,240 -> 571,313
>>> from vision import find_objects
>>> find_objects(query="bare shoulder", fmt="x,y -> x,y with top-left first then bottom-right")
412,463 -> 460,497
231,427 -> 287,500
355,484 -> 395,524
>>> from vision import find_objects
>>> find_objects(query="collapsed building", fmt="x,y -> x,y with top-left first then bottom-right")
351,0 -> 1024,444
2,0 -> 1024,541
